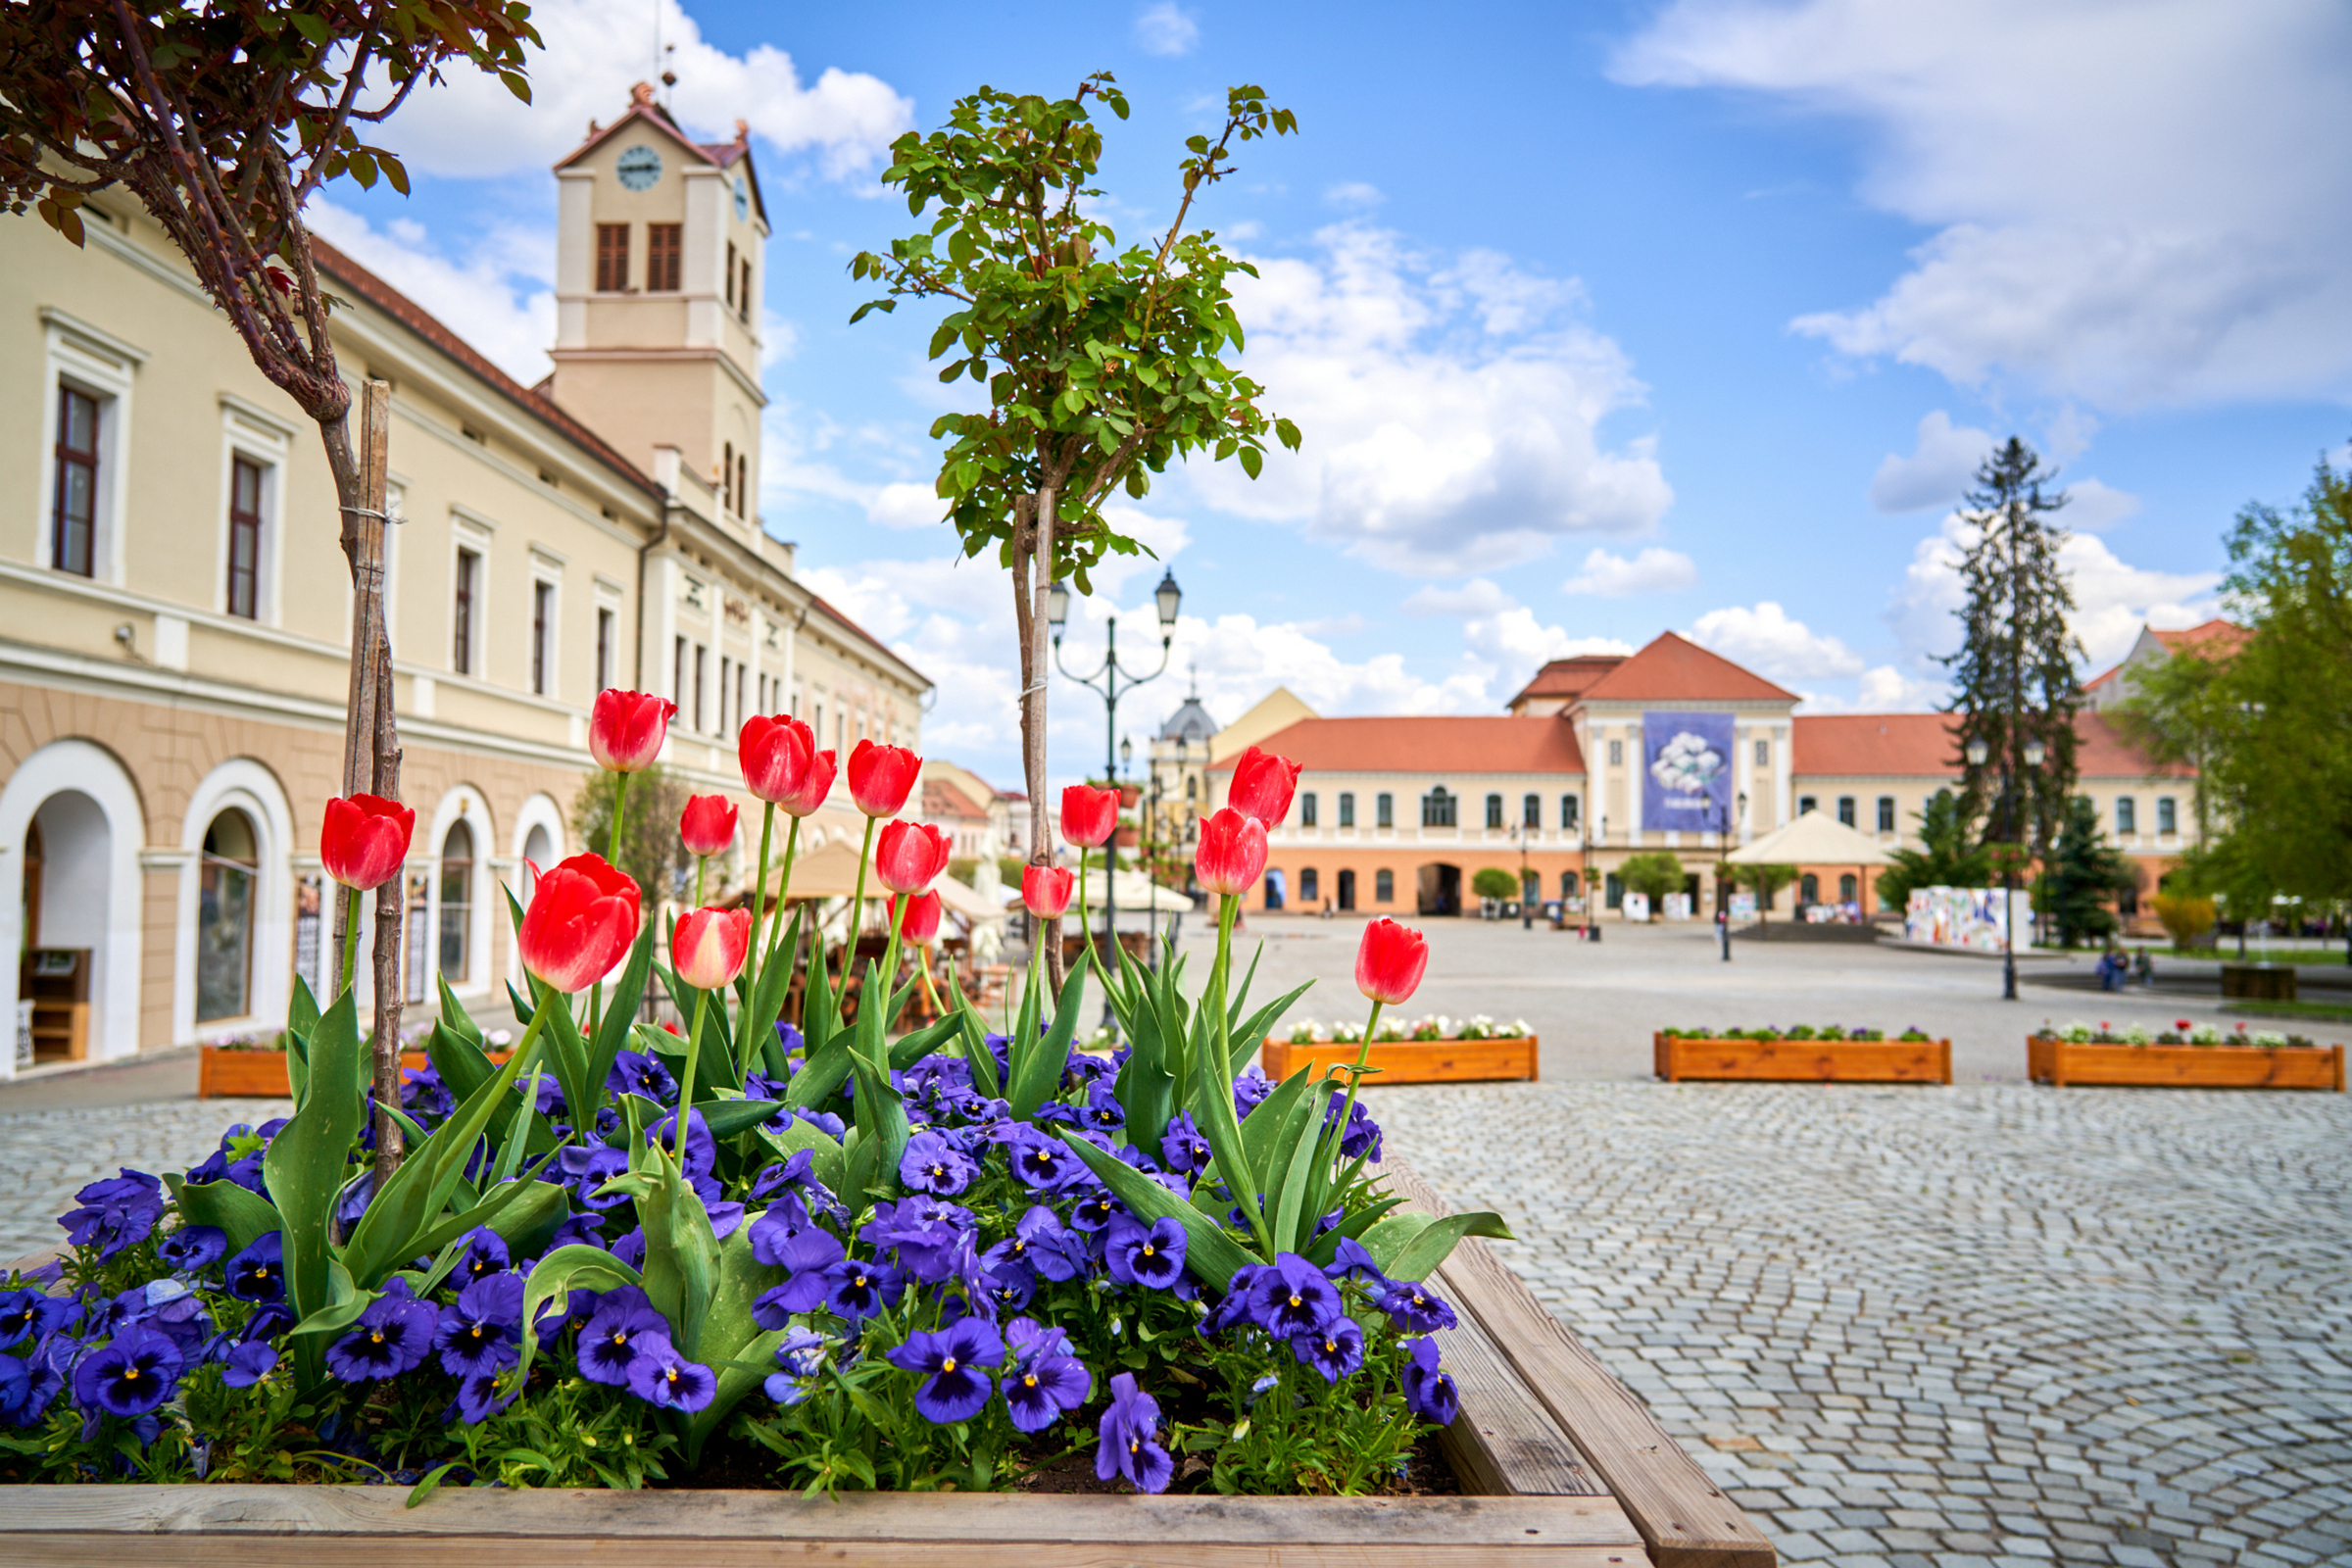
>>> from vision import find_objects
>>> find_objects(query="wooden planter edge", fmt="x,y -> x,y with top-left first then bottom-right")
1651,1034 -> 1952,1085
199,1048 -> 512,1100
2025,1035 -> 2344,1091
1259,1035 -> 1542,1086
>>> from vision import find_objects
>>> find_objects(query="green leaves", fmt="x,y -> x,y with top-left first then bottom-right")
260,988 -> 365,1348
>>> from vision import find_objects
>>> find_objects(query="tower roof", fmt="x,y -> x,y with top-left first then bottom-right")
557,83 -> 767,224
1159,696 -> 1217,743
1579,631 -> 1799,705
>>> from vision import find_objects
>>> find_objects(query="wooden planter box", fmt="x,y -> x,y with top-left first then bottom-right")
1653,1034 -> 1951,1085
0,1153 -> 1772,1567
198,1048 -> 511,1099
1260,1034 -> 1541,1086
2027,1035 -> 2343,1091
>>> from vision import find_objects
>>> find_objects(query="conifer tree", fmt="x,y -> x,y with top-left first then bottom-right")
1942,438 -> 2082,853
2037,797 -> 2136,949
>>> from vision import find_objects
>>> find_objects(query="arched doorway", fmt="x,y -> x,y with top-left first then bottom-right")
1799,872 -> 1820,906
197,808 -> 260,1021
1336,868 -> 1356,911
521,823 -> 553,900
1262,867 -> 1287,910
0,740 -> 146,1070
1838,872 -> 1857,906
1415,862 -> 1461,916
24,793 -> 113,1060
439,820 -> 475,984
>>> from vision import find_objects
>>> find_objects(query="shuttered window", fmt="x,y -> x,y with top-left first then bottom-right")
595,223 -> 630,292
647,223 -> 682,292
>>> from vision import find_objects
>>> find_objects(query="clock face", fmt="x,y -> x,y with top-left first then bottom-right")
733,175 -> 750,221
615,144 -> 662,192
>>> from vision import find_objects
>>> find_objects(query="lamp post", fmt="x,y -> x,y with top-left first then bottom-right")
1717,790 -> 1747,962
1970,734 -> 2045,1000
1510,821 -> 1534,929
1050,569 -> 1181,1033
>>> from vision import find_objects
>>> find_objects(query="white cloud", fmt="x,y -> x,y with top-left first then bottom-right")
1192,224 -> 1672,576
377,0 -> 911,181
1856,665 -> 1945,711
1324,181 -> 1385,209
1688,601 -> 1865,685
1883,513 -> 2221,674
1133,2 -> 1200,57
1401,579 -> 1518,617
2060,477 -> 2140,533
1615,0 -> 2352,409
1561,546 -> 1696,596
1869,410 -> 1992,513
308,200 -> 556,385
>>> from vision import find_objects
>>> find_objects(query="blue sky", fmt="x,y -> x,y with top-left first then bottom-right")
318,0 -> 2352,789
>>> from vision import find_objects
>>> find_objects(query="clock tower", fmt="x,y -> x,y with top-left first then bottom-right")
548,83 -> 769,540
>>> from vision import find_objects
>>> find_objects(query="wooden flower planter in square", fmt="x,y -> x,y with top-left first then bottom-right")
1652,1034 -> 1951,1085
2026,1035 -> 2343,1091
1259,1035 -> 1541,1086
0,1153 -> 1772,1568
198,1048 -> 512,1099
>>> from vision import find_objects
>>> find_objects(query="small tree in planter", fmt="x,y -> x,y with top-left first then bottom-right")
1729,862 -> 1797,923
1618,853 -> 1685,920
1470,867 -> 1518,908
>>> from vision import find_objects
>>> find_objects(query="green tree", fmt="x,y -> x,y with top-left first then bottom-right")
2036,797 -> 2136,949
1470,867 -> 1519,902
2113,627 -> 2239,844
1618,853 -> 1686,918
2192,458 -> 2352,954
850,76 -> 1298,985
572,765 -> 692,910
1944,438 -> 2083,851
1873,789 -> 1995,908
1728,863 -> 1797,923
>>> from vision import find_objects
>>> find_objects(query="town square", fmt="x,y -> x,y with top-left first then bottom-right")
0,2 -> 2345,1564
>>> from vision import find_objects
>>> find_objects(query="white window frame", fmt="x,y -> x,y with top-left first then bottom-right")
450,512 -> 494,678
218,395 -> 295,624
37,309 -> 143,586
528,548 -> 564,700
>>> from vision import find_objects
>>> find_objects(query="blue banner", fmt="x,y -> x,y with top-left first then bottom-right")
1642,711 -> 1735,829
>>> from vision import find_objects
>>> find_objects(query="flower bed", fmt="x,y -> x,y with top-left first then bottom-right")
198,1042 -> 514,1100
1260,1015 -> 1539,1087
1652,1026 -> 1950,1085
2028,1021 -> 2343,1090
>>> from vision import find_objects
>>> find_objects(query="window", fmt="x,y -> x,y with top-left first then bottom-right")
1876,796 -> 1895,833
719,657 -> 733,734
1484,793 -> 1503,830
1300,868 -> 1319,904
226,456 -> 264,618
1799,872 -> 1819,905
531,580 -> 555,696
595,223 -> 630,292
1605,872 -> 1623,909
1608,739 -> 1624,766
1837,796 -> 1856,828
1376,793 -> 1394,830
1337,869 -> 1356,909
737,453 -> 749,516
736,662 -> 747,735
1561,794 -> 1580,832
1559,869 -> 1579,898
674,636 -> 689,719
51,385 -> 100,577
1338,792 -> 1355,828
452,547 -> 479,674
1754,738 -> 1769,767
647,223 -> 682,291
1422,786 -> 1455,829
2158,797 -> 2178,835
1299,792 -> 1318,828
1185,774 -> 1197,801
439,820 -> 473,983
1839,873 -> 1857,904
722,441 -> 734,514
1798,795 -> 1817,815
1374,869 -> 1395,904
597,608 -> 614,692
1523,793 -> 1542,830
694,644 -> 708,732
197,809 -> 258,1021
739,257 -> 754,321
725,241 -> 738,308
2117,797 -> 2136,835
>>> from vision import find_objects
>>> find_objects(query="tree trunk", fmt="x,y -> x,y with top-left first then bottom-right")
1022,486 -> 1064,998
324,381 -> 406,1188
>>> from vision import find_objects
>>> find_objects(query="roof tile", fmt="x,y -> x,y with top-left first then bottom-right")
1210,715 -> 1585,774
1579,632 -> 1799,704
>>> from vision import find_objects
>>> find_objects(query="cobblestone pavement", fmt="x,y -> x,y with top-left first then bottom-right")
0,1099 -> 287,1263
1379,1082 -> 2352,1568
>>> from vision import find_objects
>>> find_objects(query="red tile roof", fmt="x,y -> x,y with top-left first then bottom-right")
312,237 -> 662,499
1790,711 -> 2189,778
1506,656 -> 1625,708
1794,714 -> 1960,776
923,778 -> 990,820
1579,632 -> 1799,704
2149,618 -> 2249,658
1209,716 -> 1585,775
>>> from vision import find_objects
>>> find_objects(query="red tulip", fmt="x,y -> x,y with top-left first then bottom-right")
739,714 -> 815,806
320,794 -> 415,891
1226,746 -> 1302,827
1022,863 -> 1074,919
1193,808 -> 1268,898
589,689 -> 676,773
875,819 -> 953,895
1059,784 -> 1121,849
672,906 -> 751,991
1354,918 -> 1430,1005
778,746 -> 838,817
679,794 -> 738,857
891,890 -> 944,946
846,738 -> 921,817
518,853 -> 641,993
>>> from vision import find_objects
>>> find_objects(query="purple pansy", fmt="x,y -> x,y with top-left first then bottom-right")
1377,1280 -> 1458,1334
576,1286 -> 672,1387
323,1279 -> 437,1382
434,1273 -> 524,1377
222,1233 -> 285,1303
219,1341 -> 277,1388
1158,1113 -> 1213,1175
72,1325 -> 182,1417
763,1326 -> 830,1405
606,1049 -> 677,1103
1245,1253 -> 1341,1338
885,1315 -> 1004,1424
1001,1318 -> 1091,1434
58,1169 -> 166,1259
157,1225 -> 228,1275
819,1256 -> 902,1321
1400,1335 -> 1459,1425
898,1130 -> 978,1197
1104,1216 -> 1188,1292
1290,1313 -> 1365,1383
1094,1371 -> 1173,1494
625,1340 -> 716,1411
454,1227 -> 510,1287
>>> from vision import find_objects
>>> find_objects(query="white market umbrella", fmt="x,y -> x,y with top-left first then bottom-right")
1725,810 -> 1895,867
